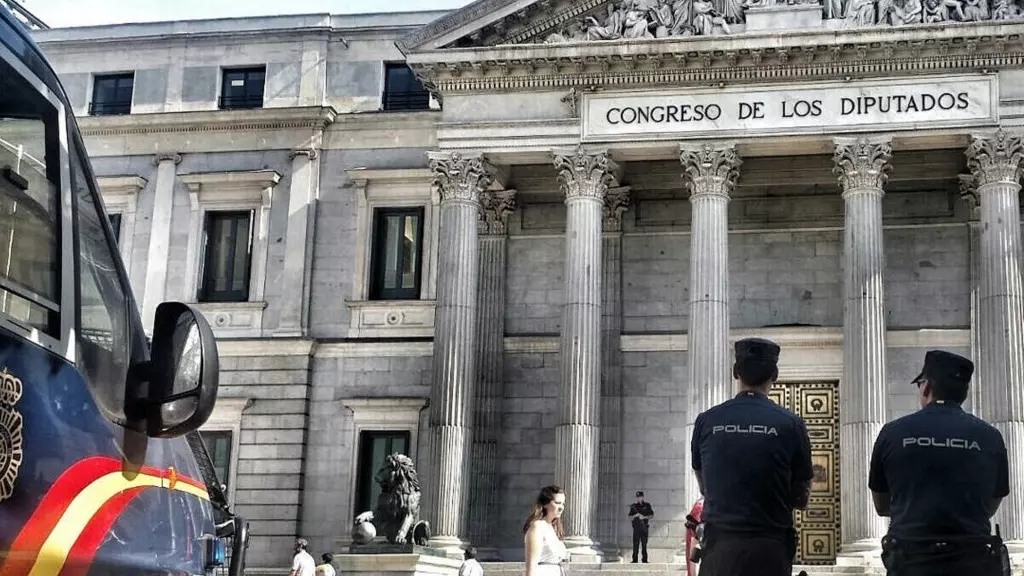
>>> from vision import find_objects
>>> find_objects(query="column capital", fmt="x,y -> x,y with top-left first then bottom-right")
153,153 -> 182,166
603,186 -> 631,233
833,136 -> 892,193
679,143 -> 741,199
958,173 -> 981,219
553,148 -> 618,201
479,189 -> 517,236
965,129 -> 1024,187
429,151 -> 493,205
289,148 -> 319,160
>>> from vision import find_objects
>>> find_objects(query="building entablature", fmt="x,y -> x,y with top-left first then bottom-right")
406,22 -> 1024,94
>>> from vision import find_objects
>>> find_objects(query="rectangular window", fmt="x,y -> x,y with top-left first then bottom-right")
90,73 -> 134,116
199,211 -> 253,303
199,430 -> 233,492
108,213 -> 122,244
369,207 -> 423,300
219,67 -> 265,110
382,63 -> 431,112
355,431 -> 411,517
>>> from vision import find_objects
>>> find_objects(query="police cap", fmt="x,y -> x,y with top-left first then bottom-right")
913,349 -> 974,388
734,338 -> 780,364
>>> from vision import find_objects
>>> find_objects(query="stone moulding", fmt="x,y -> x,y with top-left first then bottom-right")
77,106 -> 337,137
406,25 -> 1024,91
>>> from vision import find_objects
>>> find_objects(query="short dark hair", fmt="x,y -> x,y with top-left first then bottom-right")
734,360 -> 778,388
322,553 -> 334,563
921,375 -> 969,404
464,546 -> 477,560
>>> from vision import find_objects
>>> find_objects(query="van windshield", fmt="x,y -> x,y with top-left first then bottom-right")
0,57 -> 60,336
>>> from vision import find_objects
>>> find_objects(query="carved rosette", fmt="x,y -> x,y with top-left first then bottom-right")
966,130 -> 1024,187
478,189 -> 517,235
429,152 -> 494,205
679,144 -> 742,199
603,186 -> 631,232
553,148 -> 617,201
833,137 -> 893,193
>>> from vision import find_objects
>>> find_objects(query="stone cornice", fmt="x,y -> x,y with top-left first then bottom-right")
77,106 -> 337,137
178,170 -> 282,193
95,175 -> 147,196
406,23 -> 1024,92
397,0 -> 521,52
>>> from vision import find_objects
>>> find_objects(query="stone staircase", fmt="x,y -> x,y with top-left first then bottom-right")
480,563 -> 886,576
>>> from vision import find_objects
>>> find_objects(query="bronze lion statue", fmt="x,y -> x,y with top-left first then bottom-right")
352,453 -> 430,546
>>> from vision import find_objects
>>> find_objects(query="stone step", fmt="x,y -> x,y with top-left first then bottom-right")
480,562 -> 885,576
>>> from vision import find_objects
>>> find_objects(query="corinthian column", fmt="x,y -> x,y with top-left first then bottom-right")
468,188 -> 516,559
426,151 -> 493,553
679,144 -> 741,509
833,136 -> 892,552
965,130 -> 1024,546
552,148 -> 617,559
599,187 -> 630,561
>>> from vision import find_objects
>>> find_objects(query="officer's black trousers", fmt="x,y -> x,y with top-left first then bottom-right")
631,527 -> 649,563
885,551 -> 1002,576
699,536 -> 790,576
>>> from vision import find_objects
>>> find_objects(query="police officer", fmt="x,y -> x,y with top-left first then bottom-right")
628,490 -> 655,563
690,338 -> 813,576
868,350 -> 1010,576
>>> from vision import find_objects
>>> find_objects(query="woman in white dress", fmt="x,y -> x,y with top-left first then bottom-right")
523,485 -> 568,576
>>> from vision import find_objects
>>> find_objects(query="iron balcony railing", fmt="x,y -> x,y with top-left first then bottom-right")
88,101 -> 132,116
382,90 -> 431,112
218,94 -> 263,110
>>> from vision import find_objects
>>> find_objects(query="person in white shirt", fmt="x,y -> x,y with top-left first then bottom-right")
289,538 -> 316,576
459,546 -> 483,576
316,553 -> 337,576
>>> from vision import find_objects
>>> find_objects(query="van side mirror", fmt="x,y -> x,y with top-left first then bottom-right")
146,302 -> 219,438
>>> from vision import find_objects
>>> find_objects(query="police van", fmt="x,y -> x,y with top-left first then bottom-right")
0,3 -> 248,574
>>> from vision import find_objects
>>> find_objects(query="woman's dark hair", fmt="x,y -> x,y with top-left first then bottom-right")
322,552 -> 334,563
464,546 -> 478,560
522,485 -> 564,539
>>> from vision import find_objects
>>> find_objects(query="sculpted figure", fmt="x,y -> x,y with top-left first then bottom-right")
990,0 -> 1015,17
892,0 -> 924,24
961,0 -> 990,20
877,0 -> 896,23
671,0 -> 694,33
845,0 -> 877,25
922,0 -> 967,21
586,1 -> 626,39
351,454 -> 430,546
623,1 -> 655,38
828,0 -> 848,19
719,0 -> 746,23
651,0 -> 676,36
692,0 -> 732,34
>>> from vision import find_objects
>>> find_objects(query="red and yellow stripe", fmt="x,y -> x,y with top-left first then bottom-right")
1,456 -> 210,576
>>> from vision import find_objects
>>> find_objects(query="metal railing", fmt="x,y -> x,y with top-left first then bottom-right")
382,90 -> 431,112
88,101 -> 131,116
0,0 -> 48,30
218,94 -> 264,110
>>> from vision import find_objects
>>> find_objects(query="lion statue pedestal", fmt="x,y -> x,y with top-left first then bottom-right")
337,453 -> 460,576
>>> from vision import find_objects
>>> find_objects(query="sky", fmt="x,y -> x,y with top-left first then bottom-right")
19,0 -> 473,28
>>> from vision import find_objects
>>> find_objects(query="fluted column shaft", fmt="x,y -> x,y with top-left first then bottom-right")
427,152 -> 493,550
834,137 -> 892,551
552,149 -> 617,556
598,188 -> 630,559
965,131 -> 1024,544
959,177 -> 984,416
679,144 -> 741,509
468,190 -> 515,557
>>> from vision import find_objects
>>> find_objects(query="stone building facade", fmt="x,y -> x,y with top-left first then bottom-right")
29,0 -> 1024,571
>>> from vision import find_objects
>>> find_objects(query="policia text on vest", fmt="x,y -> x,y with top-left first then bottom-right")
690,338 -> 813,576
869,350 -> 1010,576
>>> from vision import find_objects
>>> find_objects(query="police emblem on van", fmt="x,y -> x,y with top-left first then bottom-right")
0,369 -> 23,502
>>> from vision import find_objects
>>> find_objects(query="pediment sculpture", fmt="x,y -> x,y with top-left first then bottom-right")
540,0 -> 1022,39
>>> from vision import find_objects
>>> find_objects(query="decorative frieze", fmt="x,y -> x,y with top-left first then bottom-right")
833,137 -> 894,192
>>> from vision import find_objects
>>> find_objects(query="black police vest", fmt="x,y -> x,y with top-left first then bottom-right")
691,392 -> 813,538
869,402 -> 1009,538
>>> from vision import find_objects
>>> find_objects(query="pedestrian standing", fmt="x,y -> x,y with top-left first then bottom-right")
628,490 -> 654,563
689,338 -> 813,576
868,350 -> 1009,576
459,546 -> 484,576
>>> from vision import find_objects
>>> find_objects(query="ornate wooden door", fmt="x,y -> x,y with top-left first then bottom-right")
767,382 -> 841,565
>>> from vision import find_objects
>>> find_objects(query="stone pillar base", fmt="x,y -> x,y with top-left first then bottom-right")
426,536 -> 470,560
836,543 -> 884,564
337,552 -> 462,576
564,536 -> 604,563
